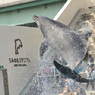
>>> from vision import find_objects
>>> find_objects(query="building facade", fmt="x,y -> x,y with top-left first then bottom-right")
0,0 -> 67,26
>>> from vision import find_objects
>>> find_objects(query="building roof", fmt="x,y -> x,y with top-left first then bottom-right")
0,0 -> 66,25
0,0 -> 62,13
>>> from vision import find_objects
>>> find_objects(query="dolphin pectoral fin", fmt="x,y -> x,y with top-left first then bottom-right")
54,60 -> 89,83
40,40 -> 48,59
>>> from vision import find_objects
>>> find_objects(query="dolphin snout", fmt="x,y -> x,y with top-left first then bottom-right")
33,15 -> 38,21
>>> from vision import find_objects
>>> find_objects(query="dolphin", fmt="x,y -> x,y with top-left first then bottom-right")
33,15 -> 92,82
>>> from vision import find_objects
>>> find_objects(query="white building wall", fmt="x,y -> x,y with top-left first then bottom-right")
54,0 -> 93,25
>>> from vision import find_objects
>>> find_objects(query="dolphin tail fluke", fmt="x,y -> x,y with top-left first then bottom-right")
54,60 -> 89,83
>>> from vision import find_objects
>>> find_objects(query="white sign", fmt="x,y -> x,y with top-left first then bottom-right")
0,25 -> 43,95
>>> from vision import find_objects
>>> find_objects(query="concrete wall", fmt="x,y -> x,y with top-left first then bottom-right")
54,0 -> 92,25
0,26 -> 43,95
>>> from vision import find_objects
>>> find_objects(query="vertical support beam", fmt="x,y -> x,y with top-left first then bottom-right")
2,69 -> 9,95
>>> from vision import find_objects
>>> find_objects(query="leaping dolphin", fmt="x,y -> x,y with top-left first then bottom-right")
33,15 -> 92,82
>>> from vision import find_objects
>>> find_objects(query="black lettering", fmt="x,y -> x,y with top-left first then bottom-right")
22,64 -> 27,66
14,64 -> 18,66
14,58 -> 17,63
20,58 -> 23,63
9,58 -> 31,63
19,64 -> 21,66
27,58 -> 31,63
9,58 -> 12,63
18,58 -> 21,63
17,58 -> 19,63
14,64 -> 27,67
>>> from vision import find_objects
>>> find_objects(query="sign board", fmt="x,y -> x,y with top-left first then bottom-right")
0,25 -> 43,95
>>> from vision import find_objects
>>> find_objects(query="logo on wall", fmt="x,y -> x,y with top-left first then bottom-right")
14,39 -> 23,55
9,38 -> 31,66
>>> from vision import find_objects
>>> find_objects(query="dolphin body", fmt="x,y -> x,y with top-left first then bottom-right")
33,15 -> 91,83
